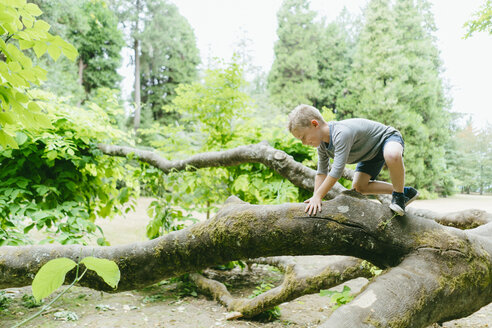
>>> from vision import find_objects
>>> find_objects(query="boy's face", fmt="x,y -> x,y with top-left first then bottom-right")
292,120 -> 322,147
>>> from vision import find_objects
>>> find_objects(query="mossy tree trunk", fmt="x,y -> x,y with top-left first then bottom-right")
1,143 -> 491,328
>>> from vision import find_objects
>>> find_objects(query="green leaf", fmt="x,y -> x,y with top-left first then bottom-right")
32,258 -> 77,302
22,13 -> 34,28
0,130 -> 19,149
32,41 -> 48,58
6,0 -> 27,8
80,257 -> 120,289
8,61 -> 21,73
23,222 -> 35,234
60,42 -> 78,61
0,112 -> 15,125
320,289 -> 335,297
33,19 -> 51,32
46,150 -> 57,161
47,44 -> 61,61
18,39 -> 34,50
24,3 -> 43,16
33,112 -> 53,128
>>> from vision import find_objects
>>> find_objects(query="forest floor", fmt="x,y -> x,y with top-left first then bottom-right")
1,194 -> 491,328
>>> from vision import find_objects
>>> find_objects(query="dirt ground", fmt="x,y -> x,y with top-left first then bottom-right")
1,194 -> 491,328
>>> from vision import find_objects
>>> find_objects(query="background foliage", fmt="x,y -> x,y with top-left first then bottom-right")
0,0 -> 491,247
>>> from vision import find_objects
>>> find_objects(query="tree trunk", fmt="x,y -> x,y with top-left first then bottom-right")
78,58 -> 84,86
133,0 -> 141,133
1,143 -> 491,328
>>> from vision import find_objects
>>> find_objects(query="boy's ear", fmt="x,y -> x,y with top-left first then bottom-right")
311,119 -> 319,127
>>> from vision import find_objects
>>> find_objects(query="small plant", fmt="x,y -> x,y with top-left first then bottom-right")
320,285 -> 354,309
249,282 -> 275,298
53,310 -> 78,321
12,256 -> 120,328
21,294 -> 43,309
142,293 -> 169,304
0,291 -> 12,311
174,275 -> 198,298
361,260 -> 383,276
248,282 -> 281,322
378,212 -> 399,230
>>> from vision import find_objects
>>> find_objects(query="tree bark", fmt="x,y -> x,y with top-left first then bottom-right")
133,0 -> 141,133
1,143 -> 491,328
190,255 -> 373,318
1,193 -> 491,327
77,58 -> 86,86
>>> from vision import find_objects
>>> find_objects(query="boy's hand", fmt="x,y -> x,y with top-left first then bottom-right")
304,195 -> 322,216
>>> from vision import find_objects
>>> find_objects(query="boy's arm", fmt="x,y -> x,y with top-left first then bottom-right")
305,174 -> 338,216
314,173 -> 327,192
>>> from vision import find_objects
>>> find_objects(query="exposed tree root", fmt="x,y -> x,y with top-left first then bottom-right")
189,256 -> 372,318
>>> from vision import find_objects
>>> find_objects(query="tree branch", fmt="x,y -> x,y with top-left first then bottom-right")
97,142 -> 350,197
190,256 -> 372,318
98,143 -> 490,228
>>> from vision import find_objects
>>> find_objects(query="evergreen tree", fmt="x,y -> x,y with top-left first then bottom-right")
454,122 -> 492,194
139,0 -> 200,123
267,0 -> 321,111
337,0 -> 453,193
337,0 -> 403,120
316,20 -> 352,112
112,0 -> 199,128
392,0 -> 452,193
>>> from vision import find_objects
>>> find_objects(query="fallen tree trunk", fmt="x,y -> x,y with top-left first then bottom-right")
1,143 -> 491,327
1,192 -> 491,327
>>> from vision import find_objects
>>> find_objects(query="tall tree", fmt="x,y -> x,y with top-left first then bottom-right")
336,0 -> 402,119
110,0 -> 144,132
267,0 -> 321,111
31,0 -> 86,102
394,0 -> 452,193
337,0 -> 453,193
34,0 -> 124,98
112,0 -> 199,130
139,0 -> 200,123
453,121 -> 492,194
316,20 -> 352,113
68,0 -> 124,96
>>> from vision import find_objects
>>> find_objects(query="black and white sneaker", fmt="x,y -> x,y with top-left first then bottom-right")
389,191 -> 406,216
404,187 -> 419,206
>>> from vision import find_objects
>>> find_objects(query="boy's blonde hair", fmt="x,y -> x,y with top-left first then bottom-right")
288,104 -> 325,133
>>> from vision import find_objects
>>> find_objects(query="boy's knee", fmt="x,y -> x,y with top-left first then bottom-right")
384,151 -> 402,164
353,182 -> 366,193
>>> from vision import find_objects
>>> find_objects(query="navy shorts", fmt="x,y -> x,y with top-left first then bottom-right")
355,133 -> 404,180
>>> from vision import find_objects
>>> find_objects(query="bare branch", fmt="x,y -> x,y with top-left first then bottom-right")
97,142 -> 350,197
190,256 -> 372,318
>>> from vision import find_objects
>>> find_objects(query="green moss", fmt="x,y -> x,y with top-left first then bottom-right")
413,230 -> 470,255
363,316 -> 383,327
329,213 -> 349,223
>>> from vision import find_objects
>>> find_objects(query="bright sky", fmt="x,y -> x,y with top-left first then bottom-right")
122,0 -> 492,128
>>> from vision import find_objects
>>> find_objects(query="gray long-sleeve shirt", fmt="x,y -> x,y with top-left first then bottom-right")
317,118 -> 399,179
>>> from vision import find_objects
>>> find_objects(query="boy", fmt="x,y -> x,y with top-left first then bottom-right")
288,104 -> 418,216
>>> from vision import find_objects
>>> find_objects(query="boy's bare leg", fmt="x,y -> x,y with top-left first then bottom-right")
383,141 -> 405,193
353,171 -> 394,194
